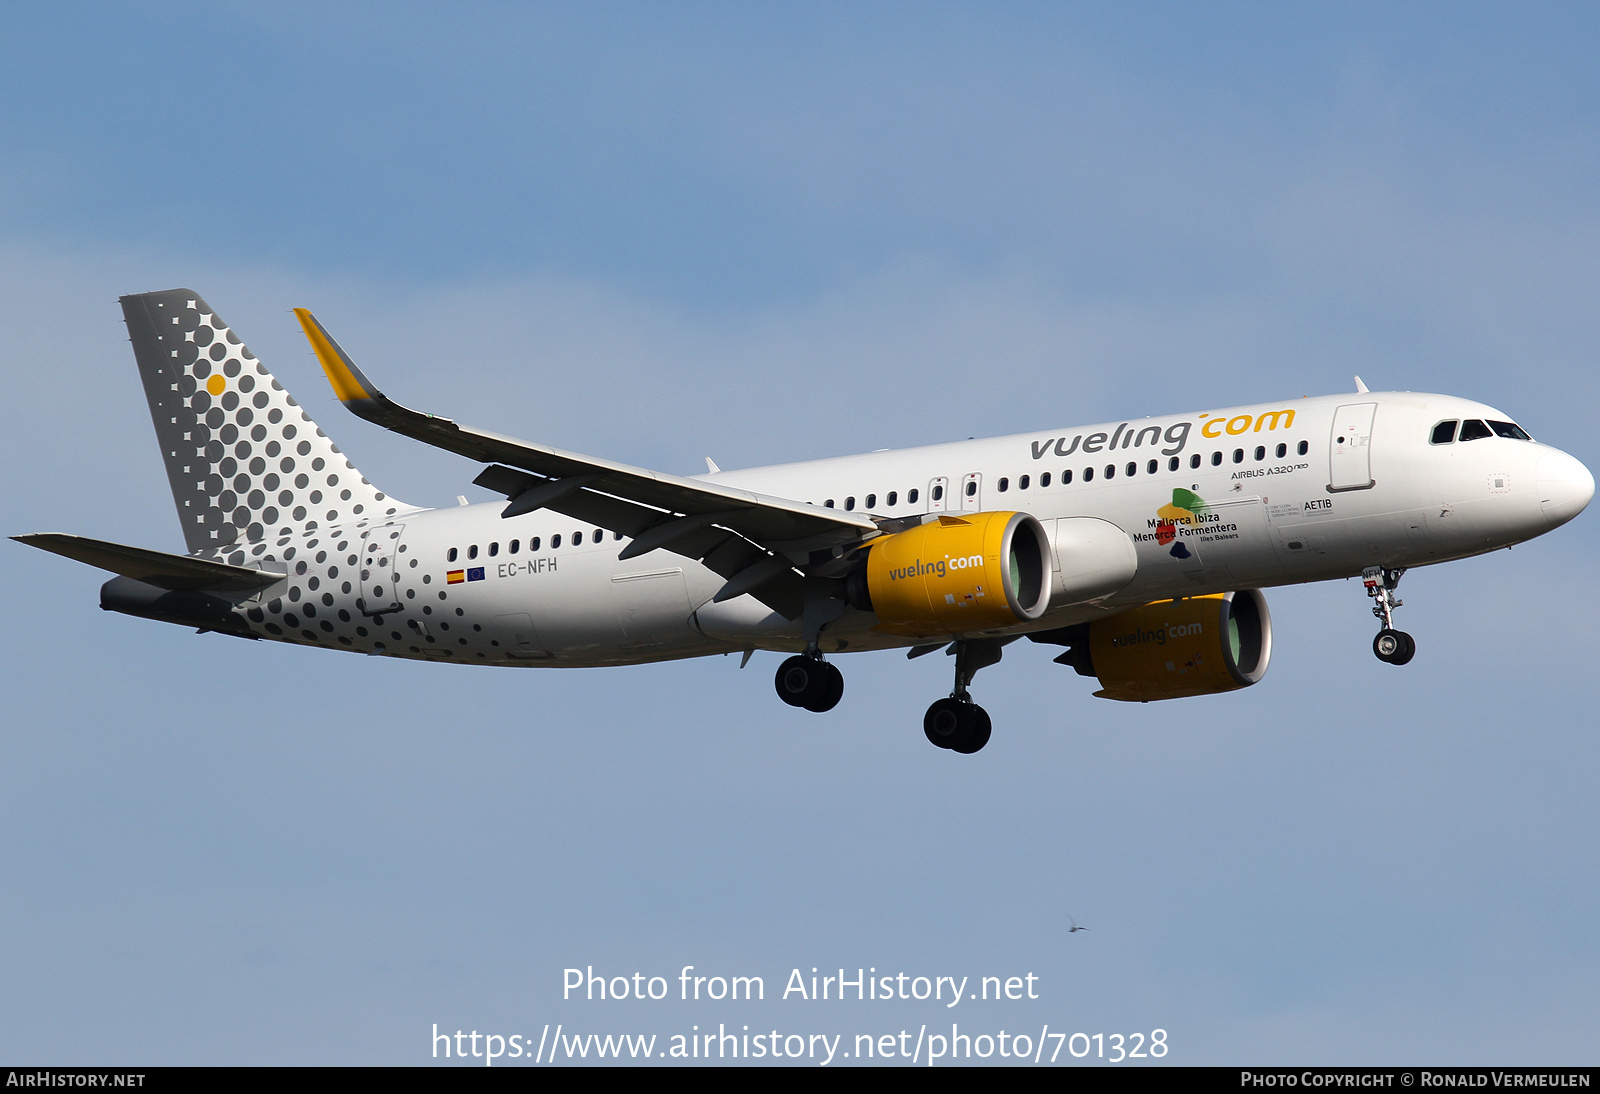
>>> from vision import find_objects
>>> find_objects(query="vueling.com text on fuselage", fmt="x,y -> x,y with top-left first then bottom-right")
1027,409 -> 1296,461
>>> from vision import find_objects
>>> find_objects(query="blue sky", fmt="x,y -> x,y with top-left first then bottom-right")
2,2 -> 1597,1065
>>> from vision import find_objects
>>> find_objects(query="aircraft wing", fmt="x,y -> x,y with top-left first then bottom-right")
13,533 -> 286,591
296,310 -> 879,618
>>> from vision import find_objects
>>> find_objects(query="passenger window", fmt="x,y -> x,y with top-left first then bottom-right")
1431,420 -> 1458,444
1233,449 -> 1244,463
1125,462 -> 1136,477
1254,446 -> 1265,461
573,530 -> 584,546
551,534 -> 561,549
865,494 -> 876,508
615,530 -> 623,540
468,544 -> 478,560
1019,475 -> 1030,490
488,542 -> 499,557
594,528 -> 603,541
1146,460 -> 1157,475
1275,443 -> 1287,458
1083,467 -> 1094,482
1459,419 -> 1493,442
887,491 -> 898,506
509,539 -> 520,554
825,499 -> 834,508
997,477 -> 1009,492
1211,452 -> 1223,466
845,497 -> 855,511
530,537 -> 541,551
1167,457 -> 1179,472
1104,464 -> 1116,480
1190,454 -> 1201,469
1040,472 -> 1051,487
1062,469 -> 1073,484
1297,440 -> 1309,455
965,481 -> 977,497
447,547 -> 458,562
1488,420 -> 1531,440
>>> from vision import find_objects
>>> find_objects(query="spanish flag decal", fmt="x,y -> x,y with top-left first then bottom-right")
447,570 -> 465,584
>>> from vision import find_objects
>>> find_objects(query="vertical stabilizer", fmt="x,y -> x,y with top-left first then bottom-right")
120,289 -> 412,556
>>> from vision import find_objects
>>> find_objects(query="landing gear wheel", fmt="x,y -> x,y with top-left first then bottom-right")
774,655 -> 844,712
924,697 -> 963,748
923,697 -> 992,754
1373,628 -> 1415,665
950,705 -> 992,754
775,655 -> 814,707
804,661 -> 844,713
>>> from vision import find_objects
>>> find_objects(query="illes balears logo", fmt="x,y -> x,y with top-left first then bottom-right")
1153,488 -> 1209,560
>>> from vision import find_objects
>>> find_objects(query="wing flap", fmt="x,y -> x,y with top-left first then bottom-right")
471,465 -> 806,618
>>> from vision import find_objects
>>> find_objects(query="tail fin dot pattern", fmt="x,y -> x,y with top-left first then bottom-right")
122,289 -> 409,558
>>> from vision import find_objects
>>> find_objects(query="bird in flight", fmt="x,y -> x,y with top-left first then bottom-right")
1068,915 -> 1090,933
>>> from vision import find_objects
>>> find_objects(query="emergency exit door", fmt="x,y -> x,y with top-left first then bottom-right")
960,472 -> 983,511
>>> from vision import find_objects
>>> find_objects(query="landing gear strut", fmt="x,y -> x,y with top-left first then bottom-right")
775,653 -> 844,712
1363,565 -> 1415,666
923,638 -> 1003,754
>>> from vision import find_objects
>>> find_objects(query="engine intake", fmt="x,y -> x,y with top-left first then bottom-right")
849,512 -> 1051,638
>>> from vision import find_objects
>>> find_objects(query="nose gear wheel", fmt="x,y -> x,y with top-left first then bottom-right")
1373,628 -> 1415,665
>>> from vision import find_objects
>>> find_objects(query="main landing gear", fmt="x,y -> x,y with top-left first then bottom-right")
922,638 -> 1004,755
1363,565 -> 1416,666
774,654 -> 844,712
772,630 -> 1007,755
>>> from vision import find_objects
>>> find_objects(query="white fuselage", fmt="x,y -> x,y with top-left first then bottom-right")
228,391 -> 1590,666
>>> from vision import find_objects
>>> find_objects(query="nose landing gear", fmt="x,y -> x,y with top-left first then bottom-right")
774,654 -> 844,712
1364,566 -> 1415,665
922,638 -> 1005,754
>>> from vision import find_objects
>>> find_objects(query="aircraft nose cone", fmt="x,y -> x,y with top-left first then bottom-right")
1536,448 -> 1595,529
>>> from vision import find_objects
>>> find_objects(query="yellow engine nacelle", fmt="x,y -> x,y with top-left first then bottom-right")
1079,590 -> 1272,702
853,512 -> 1052,638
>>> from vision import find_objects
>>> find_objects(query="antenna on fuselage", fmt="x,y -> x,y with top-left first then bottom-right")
1354,376 -> 1370,393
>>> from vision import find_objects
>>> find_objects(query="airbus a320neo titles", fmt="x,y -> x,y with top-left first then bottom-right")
16,290 -> 1594,753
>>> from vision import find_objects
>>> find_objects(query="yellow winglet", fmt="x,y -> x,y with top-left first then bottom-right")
293,307 -> 373,403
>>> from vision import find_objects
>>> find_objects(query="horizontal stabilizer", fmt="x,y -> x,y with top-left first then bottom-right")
13,534 -> 286,592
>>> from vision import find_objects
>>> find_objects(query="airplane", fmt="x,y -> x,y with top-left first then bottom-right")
14,289 -> 1594,754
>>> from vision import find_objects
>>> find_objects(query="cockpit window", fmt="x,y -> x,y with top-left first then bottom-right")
1431,420 -> 1458,445
1458,419 -> 1493,442
1488,420 -> 1532,441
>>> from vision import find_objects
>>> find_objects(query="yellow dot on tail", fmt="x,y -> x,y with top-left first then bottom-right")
206,374 -> 225,396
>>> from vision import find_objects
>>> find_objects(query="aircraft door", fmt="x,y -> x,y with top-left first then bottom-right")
493,612 -> 551,659
961,472 -> 982,511
1329,403 -> 1377,492
926,477 -> 949,513
1203,497 -> 1286,584
611,567 -> 693,652
358,523 -> 405,615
